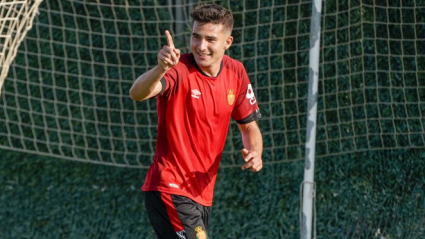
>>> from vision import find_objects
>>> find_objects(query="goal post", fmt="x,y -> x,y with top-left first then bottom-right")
0,0 -> 44,96
302,1 -> 323,238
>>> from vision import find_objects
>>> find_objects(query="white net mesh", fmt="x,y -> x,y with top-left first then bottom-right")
0,0 -> 43,94
0,0 -> 424,170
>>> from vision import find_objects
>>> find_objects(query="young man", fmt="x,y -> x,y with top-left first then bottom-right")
130,4 -> 263,239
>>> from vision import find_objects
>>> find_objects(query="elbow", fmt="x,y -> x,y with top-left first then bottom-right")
129,87 -> 137,101
129,86 -> 143,101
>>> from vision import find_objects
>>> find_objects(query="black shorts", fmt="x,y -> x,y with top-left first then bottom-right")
144,191 -> 211,239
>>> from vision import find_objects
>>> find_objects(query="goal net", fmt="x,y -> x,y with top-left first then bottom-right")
1,0 -> 425,238
0,0 -> 43,95
1,0 -> 424,166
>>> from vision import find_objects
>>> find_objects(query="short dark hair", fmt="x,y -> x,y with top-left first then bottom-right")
190,4 -> 233,32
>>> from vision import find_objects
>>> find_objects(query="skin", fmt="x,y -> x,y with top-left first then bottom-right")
239,121 -> 263,172
190,21 -> 233,77
129,22 -> 263,172
129,30 -> 179,101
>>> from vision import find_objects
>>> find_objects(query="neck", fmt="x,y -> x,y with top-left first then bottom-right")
193,54 -> 224,78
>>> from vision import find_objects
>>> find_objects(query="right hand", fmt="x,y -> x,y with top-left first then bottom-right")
157,30 -> 181,70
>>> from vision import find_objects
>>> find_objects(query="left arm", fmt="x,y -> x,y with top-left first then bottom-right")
238,120 -> 263,172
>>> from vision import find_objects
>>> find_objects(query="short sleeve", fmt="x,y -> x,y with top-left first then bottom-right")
159,64 -> 182,98
231,64 -> 260,122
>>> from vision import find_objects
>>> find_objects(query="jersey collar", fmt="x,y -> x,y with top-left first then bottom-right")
190,53 -> 223,78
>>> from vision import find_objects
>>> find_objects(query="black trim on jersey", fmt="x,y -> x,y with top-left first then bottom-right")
191,53 -> 223,78
159,78 -> 167,94
146,78 -> 166,99
236,108 -> 261,124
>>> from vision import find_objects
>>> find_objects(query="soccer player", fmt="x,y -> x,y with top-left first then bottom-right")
129,3 -> 263,239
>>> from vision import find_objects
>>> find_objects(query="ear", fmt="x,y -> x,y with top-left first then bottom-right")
224,36 -> 233,50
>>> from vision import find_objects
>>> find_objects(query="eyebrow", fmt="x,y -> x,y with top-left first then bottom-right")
192,32 -> 218,40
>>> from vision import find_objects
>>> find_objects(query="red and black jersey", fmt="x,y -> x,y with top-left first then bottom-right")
142,53 -> 260,206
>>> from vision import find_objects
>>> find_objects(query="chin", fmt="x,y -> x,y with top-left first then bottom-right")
194,58 -> 209,67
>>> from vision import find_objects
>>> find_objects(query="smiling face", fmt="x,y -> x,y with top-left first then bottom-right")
190,21 -> 233,77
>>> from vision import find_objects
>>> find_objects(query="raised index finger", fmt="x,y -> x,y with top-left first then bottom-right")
165,30 -> 174,48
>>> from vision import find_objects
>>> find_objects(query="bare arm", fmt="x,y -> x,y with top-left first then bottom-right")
238,120 -> 263,172
129,30 -> 181,101
129,66 -> 167,101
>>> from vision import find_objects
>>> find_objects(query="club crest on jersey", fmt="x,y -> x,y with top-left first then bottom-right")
195,226 -> 207,239
245,84 -> 256,105
227,89 -> 235,105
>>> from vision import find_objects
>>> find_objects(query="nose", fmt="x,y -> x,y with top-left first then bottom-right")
198,39 -> 208,51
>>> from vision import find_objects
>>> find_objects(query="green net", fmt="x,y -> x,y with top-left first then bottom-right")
1,0 -> 425,238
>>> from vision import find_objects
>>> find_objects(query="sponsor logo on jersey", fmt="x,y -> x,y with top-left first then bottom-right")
195,226 -> 207,239
191,89 -> 201,99
168,183 -> 179,188
245,84 -> 256,105
227,89 -> 235,105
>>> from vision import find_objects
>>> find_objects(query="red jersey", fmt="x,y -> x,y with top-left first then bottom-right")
141,53 -> 260,206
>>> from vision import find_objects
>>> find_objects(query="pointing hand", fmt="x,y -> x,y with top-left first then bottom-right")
157,30 -> 181,70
